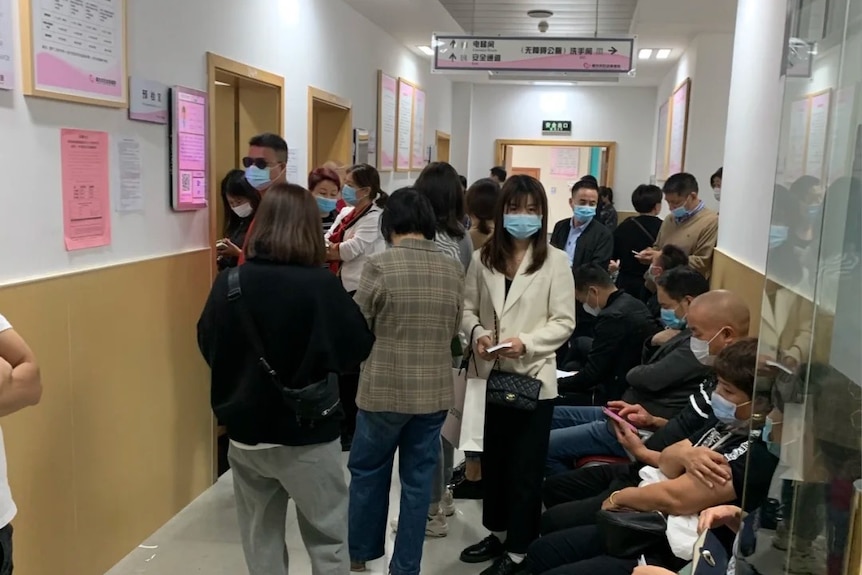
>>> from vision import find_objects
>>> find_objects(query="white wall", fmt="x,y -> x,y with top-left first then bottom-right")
718,0 -> 788,271
465,84 -> 658,212
509,145 -> 592,225
0,0 -> 451,284
654,33 -> 734,211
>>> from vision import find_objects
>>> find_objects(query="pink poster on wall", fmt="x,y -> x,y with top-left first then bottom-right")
61,129 -> 111,250
170,86 -> 208,211
396,79 -> 415,172
411,88 -> 427,170
550,147 -> 580,177
377,72 -> 397,172
667,79 -> 690,175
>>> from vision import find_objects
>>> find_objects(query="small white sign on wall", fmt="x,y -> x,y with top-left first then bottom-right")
129,77 -> 169,124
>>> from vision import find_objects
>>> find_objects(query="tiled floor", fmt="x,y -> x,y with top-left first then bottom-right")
106,453 -> 490,575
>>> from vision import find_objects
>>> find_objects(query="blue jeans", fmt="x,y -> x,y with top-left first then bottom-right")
545,406 -> 627,476
348,410 -> 447,575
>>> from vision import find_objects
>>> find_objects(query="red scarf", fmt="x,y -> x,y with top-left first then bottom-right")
327,204 -> 370,274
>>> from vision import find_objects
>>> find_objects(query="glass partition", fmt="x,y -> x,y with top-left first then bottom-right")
747,1 -> 862,574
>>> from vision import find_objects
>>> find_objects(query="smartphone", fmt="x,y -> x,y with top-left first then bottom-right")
632,250 -> 640,255
602,407 -> 638,433
486,341 -> 513,353
216,240 -> 227,250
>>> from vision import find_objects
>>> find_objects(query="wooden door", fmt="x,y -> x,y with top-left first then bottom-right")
510,166 -> 541,179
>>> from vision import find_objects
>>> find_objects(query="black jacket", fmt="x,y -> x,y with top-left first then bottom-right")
558,291 -> 661,401
197,260 -> 375,446
612,215 -> 662,297
623,329 -> 713,420
550,218 -> 614,272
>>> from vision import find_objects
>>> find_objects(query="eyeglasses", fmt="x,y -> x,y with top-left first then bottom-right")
242,156 -> 271,170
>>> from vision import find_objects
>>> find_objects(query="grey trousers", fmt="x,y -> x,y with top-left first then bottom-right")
228,440 -> 349,575
431,437 -> 454,504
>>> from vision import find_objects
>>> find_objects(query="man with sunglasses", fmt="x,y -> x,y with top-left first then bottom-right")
235,133 -> 288,265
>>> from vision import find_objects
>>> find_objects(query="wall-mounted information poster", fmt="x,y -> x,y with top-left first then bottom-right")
395,78 -> 415,172
169,86 -> 208,211
377,71 -> 397,172
411,87 -> 427,170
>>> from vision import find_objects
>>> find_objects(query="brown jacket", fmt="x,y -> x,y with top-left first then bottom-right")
354,238 -> 465,413
655,207 -> 719,278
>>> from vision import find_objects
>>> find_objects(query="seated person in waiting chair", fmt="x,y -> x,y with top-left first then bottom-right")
540,290 -> 752,534
524,338 -> 779,575
644,245 -> 690,319
557,265 -> 661,405
545,268 -> 712,476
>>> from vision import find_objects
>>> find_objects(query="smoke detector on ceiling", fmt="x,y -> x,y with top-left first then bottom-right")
538,20 -> 549,33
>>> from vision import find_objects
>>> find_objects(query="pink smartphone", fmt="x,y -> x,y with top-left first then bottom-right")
602,407 -> 638,433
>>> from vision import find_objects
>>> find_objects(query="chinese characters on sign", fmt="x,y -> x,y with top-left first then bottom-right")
129,77 -> 169,124
170,86 -> 208,211
434,36 -> 634,73
61,129 -> 111,250
542,120 -> 572,135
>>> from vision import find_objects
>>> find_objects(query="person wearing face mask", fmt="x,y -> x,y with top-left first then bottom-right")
308,167 -> 342,235
636,173 -> 718,279
643,244 -> 690,318
458,175 -> 575,575
711,167 -> 723,202
546,267 -> 711,476
524,338 -> 778,575
216,170 -> 261,271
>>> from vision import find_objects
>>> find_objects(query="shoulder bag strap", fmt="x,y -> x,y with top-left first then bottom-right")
629,217 -> 657,245
227,267 -> 282,386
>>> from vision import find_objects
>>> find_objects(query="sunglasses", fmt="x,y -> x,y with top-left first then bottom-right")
242,157 -> 271,170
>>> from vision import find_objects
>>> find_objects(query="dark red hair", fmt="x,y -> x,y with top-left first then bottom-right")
308,167 -> 341,191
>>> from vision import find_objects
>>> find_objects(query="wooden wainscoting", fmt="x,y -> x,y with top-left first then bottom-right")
0,250 -> 214,575
710,248 -> 766,336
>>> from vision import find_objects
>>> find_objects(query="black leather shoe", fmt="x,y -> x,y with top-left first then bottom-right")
452,478 -> 484,500
460,535 -> 504,564
480,555 -> 529,575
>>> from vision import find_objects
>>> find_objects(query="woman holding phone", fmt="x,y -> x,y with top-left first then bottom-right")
459,175 -> 576,575
216,169 -> 261,270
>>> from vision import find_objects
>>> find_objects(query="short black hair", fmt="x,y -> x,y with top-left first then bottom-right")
581,175 -> 599,186
663,172 -> 699,197
656,244 -> 689,270
714,338 -> 759,397
711,167 -> 723,187
415,161 -> 467,239
599,186 -> 614,203
655,267 -> 709,301
465,178 -> 501,234
574,263 -> 615,292
380,187 -> 437,243
571,177 -> 599,196
632,184 -> 663,213
490,166 -> 507,181
459,175 -> 468,189
249,133 -> 288,162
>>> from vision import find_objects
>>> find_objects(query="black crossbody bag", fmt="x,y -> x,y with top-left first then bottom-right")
227,267 -> 341,424
484,311 -> 542,411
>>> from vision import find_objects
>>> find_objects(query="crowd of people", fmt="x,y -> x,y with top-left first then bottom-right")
196,132 -> 859,575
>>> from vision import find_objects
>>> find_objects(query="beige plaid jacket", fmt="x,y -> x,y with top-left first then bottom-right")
354,238 -> 465,414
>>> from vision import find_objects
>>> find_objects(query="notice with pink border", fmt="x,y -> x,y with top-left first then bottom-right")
31,0 -> 126,103
61,129 -> 111,250
378,72 -> 397,171
396,79 -> 414,171
0,0 -> 13,90
411,88 -> 426,170
171,86 -> 208,210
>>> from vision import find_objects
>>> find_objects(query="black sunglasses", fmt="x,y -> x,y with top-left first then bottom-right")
241,156 -> 270,170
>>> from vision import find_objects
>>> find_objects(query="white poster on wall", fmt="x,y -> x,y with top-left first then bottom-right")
0,0 -> 13,90
804,90 -> 831,180
286,147 -> 300,184
114,136 -> 143,212
785,98 -> 811,183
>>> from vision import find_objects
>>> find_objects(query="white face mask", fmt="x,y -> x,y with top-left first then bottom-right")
231,203 -> 253,218
582,289 -> 601,316
713,187 -> 721,201
689,328 -> 725,365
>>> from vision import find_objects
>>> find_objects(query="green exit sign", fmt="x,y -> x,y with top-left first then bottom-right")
542,120 -> 571,134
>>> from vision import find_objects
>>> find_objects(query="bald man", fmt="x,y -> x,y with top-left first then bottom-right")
541,290 -> 753,532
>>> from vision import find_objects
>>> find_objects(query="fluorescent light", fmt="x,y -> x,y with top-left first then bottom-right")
533,81 -> 574,86
656,49 -> 672,60
214,80 -> 231,87
638,48 -> 653,60
417,45 -> 434,56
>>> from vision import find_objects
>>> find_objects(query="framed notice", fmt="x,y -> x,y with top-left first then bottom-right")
395,78 -> 415,172
377,71 -> 397,172
655,98 -> 670,181
667,78 -> 690,176
169,86 -> 208,211
827,85 -> 856,183
804,89 -> 831,181
411,87 -> 427,170
785,97 -> 811,183
19,0 -> 128,107
0,0 -> 13,90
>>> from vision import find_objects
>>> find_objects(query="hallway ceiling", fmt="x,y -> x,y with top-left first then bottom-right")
341,0 -> 738,87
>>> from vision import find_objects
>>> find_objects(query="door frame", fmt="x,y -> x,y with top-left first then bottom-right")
494,139 -> 618,187
435,130 -> 451,162
207,52 -> 285,275
307,86 -> 353,174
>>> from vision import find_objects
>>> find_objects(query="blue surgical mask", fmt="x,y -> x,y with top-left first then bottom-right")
503,214 -> 542,239
710,392 -> 750,426
769,225 -> 789,249
671,206 -> 689,220
316,196 -> 338,214
660,307 -> 686,329
807,203 -> 822,221
245,165 -> 272,189
763,416 -> 781,456
574,205 -> 596,224
342,185 -> 359,206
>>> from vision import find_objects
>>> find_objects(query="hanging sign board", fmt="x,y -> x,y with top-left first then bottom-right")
433,35 -> 634,73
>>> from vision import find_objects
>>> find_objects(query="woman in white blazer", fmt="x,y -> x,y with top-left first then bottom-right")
459,175 -> 576,575
324,163 -> 386,449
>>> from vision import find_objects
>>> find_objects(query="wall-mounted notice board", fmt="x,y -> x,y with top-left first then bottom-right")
667,78 -> 691,176
655,98 -> 670,181
377,71 -> 397,172
411,87 -> 427,170
170,86 -> 208,211
395,77 -> 416,172
19,0 -> 128,107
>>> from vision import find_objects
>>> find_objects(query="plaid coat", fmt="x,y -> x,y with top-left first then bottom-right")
354,238 -> 465,413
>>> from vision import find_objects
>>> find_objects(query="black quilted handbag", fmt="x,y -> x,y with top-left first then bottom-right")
595,509 -> 667,558
486,368 -> 542,410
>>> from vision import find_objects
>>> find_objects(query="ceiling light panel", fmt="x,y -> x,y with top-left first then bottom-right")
638,48 -> 653,59
656,49 -> 672,59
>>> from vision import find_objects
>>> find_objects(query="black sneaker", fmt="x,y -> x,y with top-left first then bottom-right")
480,555 -> 529,575
460,534 -> 504,564
449,461 -> 467,486
452,478 -> 484,500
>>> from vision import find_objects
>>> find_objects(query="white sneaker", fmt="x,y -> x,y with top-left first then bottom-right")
786,538 -> 827,575
389,510 -> 449,538
441,489 -> 456,517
